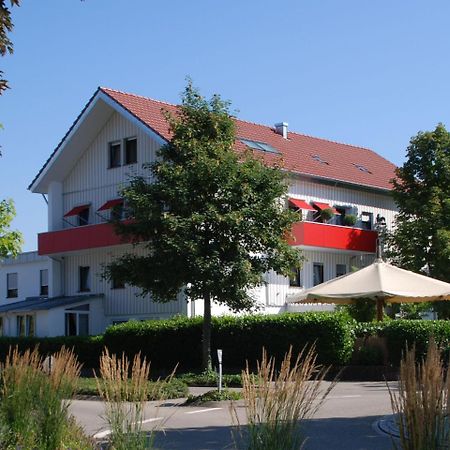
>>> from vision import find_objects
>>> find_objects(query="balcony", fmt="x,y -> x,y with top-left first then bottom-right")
38,223 -> 129,255
287,221 -> 377,253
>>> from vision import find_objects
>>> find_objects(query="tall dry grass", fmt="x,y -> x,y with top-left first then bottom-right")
232,345 -> 336,450
96,349 -> 162,450
0,345 -> 92,450
388,338 -> 450,450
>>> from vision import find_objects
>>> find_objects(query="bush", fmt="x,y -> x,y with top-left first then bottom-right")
104,313 -> 355,372
381,320 -> 450,365
341,298 -> 377,322
343,214 -> 357,226
0,336 -> 103,368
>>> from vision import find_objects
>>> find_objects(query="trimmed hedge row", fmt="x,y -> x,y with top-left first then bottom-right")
104,313 -> 355,371
0,336 -> 104,368
354,320 -> 450,365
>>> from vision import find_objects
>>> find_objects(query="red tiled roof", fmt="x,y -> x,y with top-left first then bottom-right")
100,88 -> 396,191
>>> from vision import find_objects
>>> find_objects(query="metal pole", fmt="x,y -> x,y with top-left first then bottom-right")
217,349 -> 223,393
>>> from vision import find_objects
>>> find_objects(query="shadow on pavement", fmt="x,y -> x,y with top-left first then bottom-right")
152,415 -> 393,450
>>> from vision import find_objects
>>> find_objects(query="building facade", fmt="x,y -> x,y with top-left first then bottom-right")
0,88 -> 398,336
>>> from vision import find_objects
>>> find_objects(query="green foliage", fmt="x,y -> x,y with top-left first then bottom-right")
343,214 -> 357,226
75,376 -> 189,400
389,124 -> 450,317
0,199 -> 22,257
104,313 -> 355,370
352,345 -> 384,365
341,298 -> 377,322
320,208 -> 334,222
178,371 -> 242,387
105,80 -> 302,369
185,388 -> 241,405
106,80 -> 301,309
0,335 -> 104,368
0,0 -> 20,95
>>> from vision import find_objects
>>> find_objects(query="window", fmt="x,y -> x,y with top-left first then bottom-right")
353,163 -> 372,174
289,267 -> 302,287
111,203 -> 124,221
65,304 -> 89,336
313,263 -> 324,286
40,269 -> 49,296
16,315 -> 34,337
336,264 -> 347,278
77,207 -> 90,226
109,141 -> 121,168
79,266 -> 90,292
125,138 -> 137,165
7,272 -> 18,298
312,154 -> 329,165
111,275 -> 125,290
361,212 -> 373,230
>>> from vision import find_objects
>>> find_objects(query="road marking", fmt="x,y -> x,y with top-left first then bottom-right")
93,417 -> 164,439
185,407 -> 223,415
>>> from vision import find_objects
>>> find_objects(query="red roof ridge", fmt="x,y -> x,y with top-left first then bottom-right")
100,87 -> 177,110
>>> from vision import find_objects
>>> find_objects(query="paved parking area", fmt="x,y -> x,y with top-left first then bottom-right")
70,382 -> 396,450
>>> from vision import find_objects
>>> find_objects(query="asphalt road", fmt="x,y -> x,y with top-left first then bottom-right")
69,382 -> 396,450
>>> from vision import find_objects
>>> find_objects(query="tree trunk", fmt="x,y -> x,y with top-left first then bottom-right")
202,292 -> 212,371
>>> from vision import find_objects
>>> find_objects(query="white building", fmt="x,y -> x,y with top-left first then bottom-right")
0,87 -> 398,336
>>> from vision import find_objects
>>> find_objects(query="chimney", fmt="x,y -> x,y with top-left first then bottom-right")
274,122 -> 288,139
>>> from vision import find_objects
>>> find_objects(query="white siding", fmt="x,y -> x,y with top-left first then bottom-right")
62,112 -> 161,228
0,252 -> 50,304
63,246 -> 186,318
288,177 -> 397,230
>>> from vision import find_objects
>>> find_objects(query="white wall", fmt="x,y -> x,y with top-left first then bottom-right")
62,245 -> 187,319
0,252 -> 50,303
62,112 -> 161,229
288,177 -> 397,230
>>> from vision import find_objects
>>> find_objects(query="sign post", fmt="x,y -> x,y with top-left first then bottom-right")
217,349 -> 223,393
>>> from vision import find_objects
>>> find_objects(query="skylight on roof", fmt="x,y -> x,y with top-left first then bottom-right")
311,154 -> 329,165
353,163 -> 372,174
239,138 -> 279,154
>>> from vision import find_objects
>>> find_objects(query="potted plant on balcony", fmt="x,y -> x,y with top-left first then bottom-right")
343,214 -> 357,227
320,208 -> 334,223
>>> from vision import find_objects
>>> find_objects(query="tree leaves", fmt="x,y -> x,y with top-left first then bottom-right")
105,81 -> 302,311
0,198 -> 23,258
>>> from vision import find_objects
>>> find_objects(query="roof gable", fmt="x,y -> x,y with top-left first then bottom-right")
30,87 -> 397,193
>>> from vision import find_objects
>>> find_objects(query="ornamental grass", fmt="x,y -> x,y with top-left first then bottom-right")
232,345 -> 336,450
0,345 -> 92,450
388,338 -> 450,450
96,349 -> 168,450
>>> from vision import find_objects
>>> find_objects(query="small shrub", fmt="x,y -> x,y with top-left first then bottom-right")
353,346 -> 384,366
342,298 -> 377,322
178,371 -> 242,387
320,208 -> 334,222
343,214 -> 357,226
185,388 -> 241,405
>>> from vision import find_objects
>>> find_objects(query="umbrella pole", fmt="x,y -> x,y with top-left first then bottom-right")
376,298 -> 384,321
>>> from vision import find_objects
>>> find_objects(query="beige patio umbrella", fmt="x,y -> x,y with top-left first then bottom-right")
288,259 -> 450,320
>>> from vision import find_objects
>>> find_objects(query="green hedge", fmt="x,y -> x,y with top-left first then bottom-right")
380,320 -> 450,364
104,313 -> 355,372
0,335 -> 104,368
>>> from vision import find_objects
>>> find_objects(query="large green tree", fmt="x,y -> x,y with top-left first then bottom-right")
389,124 -> 450,315
105,82 -> 301,369
0,199 -> 22,257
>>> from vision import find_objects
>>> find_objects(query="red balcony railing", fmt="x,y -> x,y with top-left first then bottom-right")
287,221 -> 377,253
38,223 -> 129,255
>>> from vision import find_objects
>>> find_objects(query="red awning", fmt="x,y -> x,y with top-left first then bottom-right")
312,201 -> 341,215
64,204 -> 90,217
98,199 -> 123,211
288,198 -> 315,211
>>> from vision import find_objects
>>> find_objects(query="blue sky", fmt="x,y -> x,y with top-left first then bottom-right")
1,0 -> 450,251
